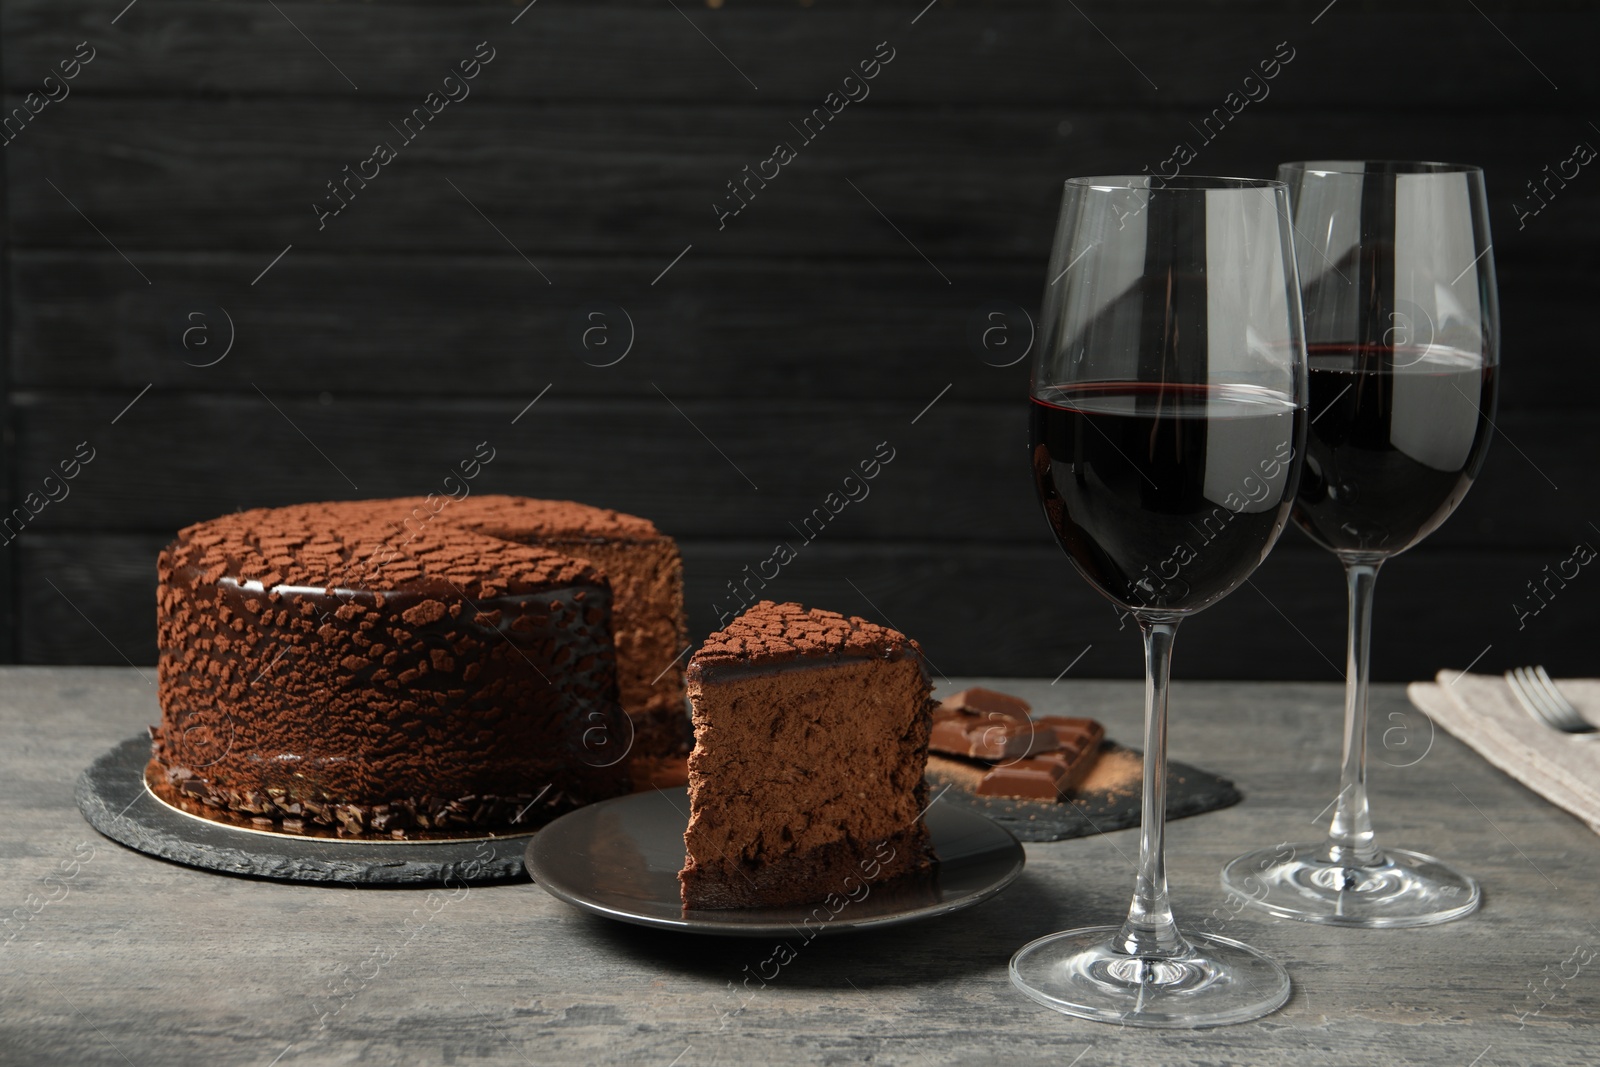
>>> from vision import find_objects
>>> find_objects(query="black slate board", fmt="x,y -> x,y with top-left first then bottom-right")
925,745 -> 1241,843
82,729 -> 1238,879
77,736 -> 531,886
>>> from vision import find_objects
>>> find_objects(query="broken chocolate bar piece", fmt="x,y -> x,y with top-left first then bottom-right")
975,756 -> 1067,799
966,717 -> 1053,761
969,717 -> 1105,800
930,687 -> 1055,760
1038,716 -> 1105,752
931,708 -> 1058,760
926,685 -> 1107,801
937,686 -> 1032,724
929,712 -> 975,755
1034,716 -> 1106,792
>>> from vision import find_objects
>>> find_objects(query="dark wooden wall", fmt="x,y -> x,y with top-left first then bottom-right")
2,0 -> 1596,681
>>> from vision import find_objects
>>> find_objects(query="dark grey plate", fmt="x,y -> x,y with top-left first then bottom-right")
525,786 -> 1025,936
78,736 -> 531,885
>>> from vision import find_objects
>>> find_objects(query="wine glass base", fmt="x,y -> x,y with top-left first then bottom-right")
1222,844 -> 1480,928
1009,926 -> 1291,1028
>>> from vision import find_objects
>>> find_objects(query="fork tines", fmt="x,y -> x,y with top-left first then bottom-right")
1506,665 -> 1597,735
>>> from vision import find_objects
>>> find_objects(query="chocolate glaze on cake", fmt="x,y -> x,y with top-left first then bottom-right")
679,601 -> 936,909
447,496 -> 690,759
153,499 -> 636,837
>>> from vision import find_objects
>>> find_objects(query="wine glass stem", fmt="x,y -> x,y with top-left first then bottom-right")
1115,619 -> 1189,959
1326,560 -> 1382,866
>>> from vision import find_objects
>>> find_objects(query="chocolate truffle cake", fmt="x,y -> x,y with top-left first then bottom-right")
446,496 -> 690,759
679,601 -> 936,909
152,499 -> 646,837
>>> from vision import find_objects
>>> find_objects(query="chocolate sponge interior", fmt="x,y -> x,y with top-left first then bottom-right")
680,657 -> 934,909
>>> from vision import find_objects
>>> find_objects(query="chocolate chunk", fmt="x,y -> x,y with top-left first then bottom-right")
929,687 -> 1058,761
953,715 -> 1105,801
929,713 -> 975,754
975,757 -> 1067,799
966,717 -> 1057,761
937,686 -> 1032,724
930,707 -> 1057,760
1034,716 -> 1106,791
1039,715 -> 1104,753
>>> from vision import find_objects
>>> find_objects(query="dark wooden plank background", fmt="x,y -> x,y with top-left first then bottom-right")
3,0 -> 1595,679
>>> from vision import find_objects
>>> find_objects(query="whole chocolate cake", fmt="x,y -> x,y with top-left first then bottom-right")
152,496 -> 685,837
679,601 -> 936,909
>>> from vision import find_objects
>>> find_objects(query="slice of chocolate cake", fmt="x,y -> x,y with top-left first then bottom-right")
679,601 -> 936,909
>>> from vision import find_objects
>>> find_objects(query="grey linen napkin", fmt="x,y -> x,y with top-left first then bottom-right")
1407,671 -> 1600,835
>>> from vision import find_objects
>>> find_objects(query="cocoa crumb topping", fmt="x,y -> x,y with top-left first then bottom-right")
689,600 -> 923,673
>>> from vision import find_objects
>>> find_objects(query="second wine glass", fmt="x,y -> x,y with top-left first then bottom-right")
1222,160 -> 1498,927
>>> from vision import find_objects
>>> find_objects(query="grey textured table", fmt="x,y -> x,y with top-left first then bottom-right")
3,668 -> 1595,1066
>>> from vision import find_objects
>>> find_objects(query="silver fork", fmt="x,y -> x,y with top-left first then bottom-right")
1505,666 -> 1597,735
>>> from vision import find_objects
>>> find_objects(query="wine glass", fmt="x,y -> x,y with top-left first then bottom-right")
1013,175 -> 1306,1027
1221,161 -> 1497,927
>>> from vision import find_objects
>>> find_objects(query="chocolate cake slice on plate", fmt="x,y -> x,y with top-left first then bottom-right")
679,601 -> 936,909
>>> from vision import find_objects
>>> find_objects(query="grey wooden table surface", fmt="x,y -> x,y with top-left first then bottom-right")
2,667 -> 1594,1067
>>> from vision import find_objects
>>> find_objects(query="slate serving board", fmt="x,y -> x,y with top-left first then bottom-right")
925,744 -> 1242,843
77,736 -> 531,885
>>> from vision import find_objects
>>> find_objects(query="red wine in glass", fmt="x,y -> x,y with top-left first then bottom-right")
1030,382 -> 1302,615
1295,343 -> 1497,556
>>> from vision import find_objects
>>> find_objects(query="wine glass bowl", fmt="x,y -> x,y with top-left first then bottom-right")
1013,175 -> 1306,1027
1292,343 -> 1495,559
1221,160 -> 1496,928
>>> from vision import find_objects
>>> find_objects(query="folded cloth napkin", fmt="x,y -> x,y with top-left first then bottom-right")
1408,672 -> 1600,835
